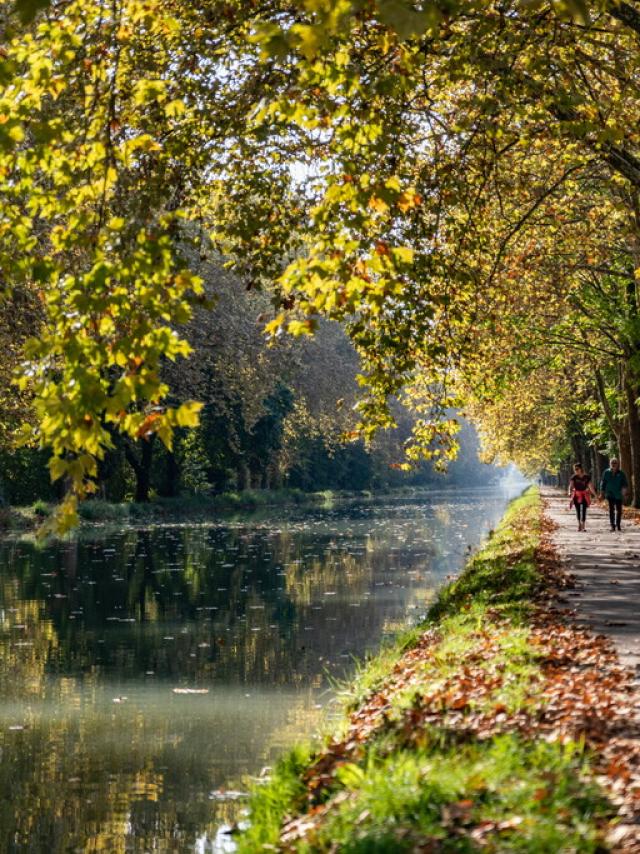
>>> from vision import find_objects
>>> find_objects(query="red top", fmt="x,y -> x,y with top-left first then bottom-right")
570,474 -> 590,491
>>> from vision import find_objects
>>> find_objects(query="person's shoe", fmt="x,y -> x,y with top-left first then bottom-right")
611,525 -> 616,532
617,526 -> 622,532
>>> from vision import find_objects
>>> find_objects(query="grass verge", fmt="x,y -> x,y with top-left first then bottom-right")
237,488 -> 613,852
0,488 -> 374,531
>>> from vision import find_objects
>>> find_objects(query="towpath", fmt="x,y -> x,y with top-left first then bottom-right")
543,487 -> 640,673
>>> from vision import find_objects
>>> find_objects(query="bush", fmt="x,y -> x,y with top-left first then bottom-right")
32,499 -> 50,518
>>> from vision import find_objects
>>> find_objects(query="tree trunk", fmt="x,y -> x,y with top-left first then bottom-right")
558,462 -> 571,491
96,447 -> 119,500
618,417 -> 633,504
136,439 -> 154,502
269,463 -> 282,489
570,434 -> 581,465
124,436 -> 155,503
160,451 -> 180,498
595,367 -> 632,502
625,377 -> 640,507
236,464 -> 249,490
589,445 -> 598,484
595,450 -> 608,488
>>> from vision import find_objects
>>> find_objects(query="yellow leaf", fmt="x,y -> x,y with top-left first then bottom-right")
392,246 -> 414,264
174,401 -> 203,428
265,313 -> 286,335
291,23 -> 322,60
48,456 -> 68,481
368,195 -> 389,213
165,99 -> 186,118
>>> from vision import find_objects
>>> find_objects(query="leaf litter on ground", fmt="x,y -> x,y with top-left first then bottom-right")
240,491 -> 640,852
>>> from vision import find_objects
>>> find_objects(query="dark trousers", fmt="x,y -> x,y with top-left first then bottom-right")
608,497 -> 623,529
575,500 -> 587,523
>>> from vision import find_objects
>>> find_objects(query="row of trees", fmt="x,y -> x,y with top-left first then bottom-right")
223,0 -> 640,503
4,1 -> 640,519
0,257 -> 498,505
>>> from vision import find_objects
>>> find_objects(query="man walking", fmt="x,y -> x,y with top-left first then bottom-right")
600,458 -> 629,532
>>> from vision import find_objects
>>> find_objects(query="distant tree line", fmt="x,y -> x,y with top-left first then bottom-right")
0,267 -> 499,506
0,407 -> 499,507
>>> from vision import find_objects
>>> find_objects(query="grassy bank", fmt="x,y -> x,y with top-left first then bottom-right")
1,484 -> 511,532
238,488 -> 613,852
75,488 -> 353,521
0,487 -> 375,531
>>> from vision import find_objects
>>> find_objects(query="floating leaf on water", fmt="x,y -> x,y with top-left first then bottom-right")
209,789 -> 248,801
172,688 -> 209,694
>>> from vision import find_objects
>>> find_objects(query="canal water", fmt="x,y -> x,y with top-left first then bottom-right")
0,484 -> 525,852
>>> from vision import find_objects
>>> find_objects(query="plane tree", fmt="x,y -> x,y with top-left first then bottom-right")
4,0 -> 640,523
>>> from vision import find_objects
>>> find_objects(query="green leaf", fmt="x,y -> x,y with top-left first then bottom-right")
335,763 -> 366,788
290,23 -> 323,60
375,0 -> 439,40
14,0 -> 50,23
551,0 -> 590,25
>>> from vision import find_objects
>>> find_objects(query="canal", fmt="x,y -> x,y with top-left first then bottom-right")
0,485 -> 525,851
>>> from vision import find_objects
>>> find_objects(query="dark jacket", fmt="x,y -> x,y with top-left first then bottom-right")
600,468 -> 628,500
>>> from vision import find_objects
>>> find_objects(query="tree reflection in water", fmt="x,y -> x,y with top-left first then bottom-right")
0,487 -> 521,851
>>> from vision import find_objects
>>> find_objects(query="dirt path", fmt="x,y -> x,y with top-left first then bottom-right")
543,487 -> 640,673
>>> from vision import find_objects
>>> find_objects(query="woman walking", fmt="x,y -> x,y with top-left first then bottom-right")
569,463 -> 596,532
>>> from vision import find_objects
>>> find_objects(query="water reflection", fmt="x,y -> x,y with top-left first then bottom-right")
0,485 -> 524,851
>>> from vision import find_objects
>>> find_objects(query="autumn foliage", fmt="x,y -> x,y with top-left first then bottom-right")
5,0 -> 640,525
238,489 -> 640,851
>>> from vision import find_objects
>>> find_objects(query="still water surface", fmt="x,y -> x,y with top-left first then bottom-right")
0,485 -> 525,852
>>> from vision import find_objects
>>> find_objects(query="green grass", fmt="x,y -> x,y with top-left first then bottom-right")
32,498 -> 51,518
239,745 -> 313,850
1,488 -> 377,531
24,487 -> 379,525
242,736 -> 609,852
428,489 -> 540,623
299,738 -> 607,853
237,488 -> 614,852
75,488 -> 328,520
3,485 -> 499,532
339,489 -> 541,715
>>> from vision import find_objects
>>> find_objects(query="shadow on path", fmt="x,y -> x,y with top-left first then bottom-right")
543,487 -> 640,673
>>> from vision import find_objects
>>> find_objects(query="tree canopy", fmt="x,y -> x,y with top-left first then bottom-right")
4,0 -> 640,524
